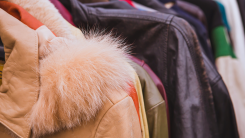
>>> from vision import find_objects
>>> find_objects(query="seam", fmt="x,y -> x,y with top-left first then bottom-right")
89,11 -> 173,24
0,121 -> 22,138
146,101 -> 164,113
211,77 -> 222,87
170,17 -> 219,133
25,31 -> 39,138
92,95 -> 113,138
94,95 -> 130,138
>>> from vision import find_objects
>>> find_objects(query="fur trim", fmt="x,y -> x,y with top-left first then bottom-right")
4,0 -> 74,39
30,33 -> 135,137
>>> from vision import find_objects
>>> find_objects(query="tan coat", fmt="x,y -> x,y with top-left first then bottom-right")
0,7 -> 142,138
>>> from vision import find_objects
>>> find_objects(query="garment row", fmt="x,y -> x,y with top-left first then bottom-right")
0,0 -> 244,138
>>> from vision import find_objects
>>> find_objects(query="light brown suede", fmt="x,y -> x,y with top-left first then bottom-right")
0,8 -> 39,138
0,8 -> 142,138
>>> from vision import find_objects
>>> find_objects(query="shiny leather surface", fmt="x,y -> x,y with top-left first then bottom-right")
0,2 -> 142,137
130,56 -> 170,136
128,0 -> 178,15
59,0 -> 220,137
40,91 -> 142,138
131,61 -> 168,138
85,1 -> 135,9
202,51 -> 239,138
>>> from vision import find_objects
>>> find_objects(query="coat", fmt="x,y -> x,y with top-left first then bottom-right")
59,0 -> 238,137
0,1 -> 142,138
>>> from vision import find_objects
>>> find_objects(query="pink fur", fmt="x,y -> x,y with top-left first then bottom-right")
30,34 -> 135,137
3,0 -> 136,137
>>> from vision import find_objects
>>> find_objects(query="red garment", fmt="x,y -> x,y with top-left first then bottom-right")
49,0 -> 75,26
0,1 -> 43,30
120,0 -> 135,7
130,56 -> 170,134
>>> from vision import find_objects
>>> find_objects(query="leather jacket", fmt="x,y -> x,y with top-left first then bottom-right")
59,0 -> 220,137
131,61 -> 169,138
177,1 -> 208,29
202,50 -> 239,138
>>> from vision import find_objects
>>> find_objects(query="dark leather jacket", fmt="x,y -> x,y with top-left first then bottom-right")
59,0 -> 238,137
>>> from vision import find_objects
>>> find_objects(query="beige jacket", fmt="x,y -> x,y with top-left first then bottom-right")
1,0 -> 149,137
0,6 -> 142,138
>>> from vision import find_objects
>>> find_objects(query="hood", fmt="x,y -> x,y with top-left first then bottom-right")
0,1 -> 136,138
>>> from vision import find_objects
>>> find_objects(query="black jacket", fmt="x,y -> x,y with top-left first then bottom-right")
59,0 -> 238,137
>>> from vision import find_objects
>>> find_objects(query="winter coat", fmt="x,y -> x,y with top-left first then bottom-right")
0,1 -> 142,138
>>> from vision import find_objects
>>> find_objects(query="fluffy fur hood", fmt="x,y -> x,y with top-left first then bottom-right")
32,32 -> 135,137
0,0 -> 136,137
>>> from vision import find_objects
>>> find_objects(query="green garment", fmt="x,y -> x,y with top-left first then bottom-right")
212,26 -> 236,58
131,61 -> 169,138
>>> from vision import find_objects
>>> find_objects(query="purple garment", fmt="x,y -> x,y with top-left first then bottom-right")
158,0 -> 176,4
49,0 -> 76,26
130,56 -> 170,134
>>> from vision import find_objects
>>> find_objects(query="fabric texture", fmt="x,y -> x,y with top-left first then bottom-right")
216,56 -> 245,138
177,1 -> 207,30
59,0 -> 221,137
215,0 -> 245,70
130,0 -> 178,15
84,1 -> 135,9
0,7 -> 39,138
134,72 -> 149,138
215,1 -> 231,31
236,0 -> 245,34
48,0 -> 148,137
49,0 -> 75,26
212,26 -> 242,138
4,0 -> 84,39
130,56 -> 170,134
131,60 -> 169,138
0,1 -> 142,138
171,5 -> 215,65
132,1 -> 157,12
120,0 -> 135,7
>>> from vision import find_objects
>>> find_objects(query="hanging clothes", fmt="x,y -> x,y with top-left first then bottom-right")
131,0 -> 178,15
170,4 -> 215,65
177,1 -> 208,29
59,0 -> 221,138
0,1 -> 142,138
49,0 -> 75,26
130,56 -> 170,133
236,0 -> 245,34
213,23 -> 245,138
215,0 -> 245,70
131,61 -> 169,138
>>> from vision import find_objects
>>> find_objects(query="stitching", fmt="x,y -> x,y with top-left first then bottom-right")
146,101 -> 164,113
93,96 -> 114,138
90,10 -> 174,24
0,121 -> 22,138
94,96 -> 130,138
25,31 -> 39,138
